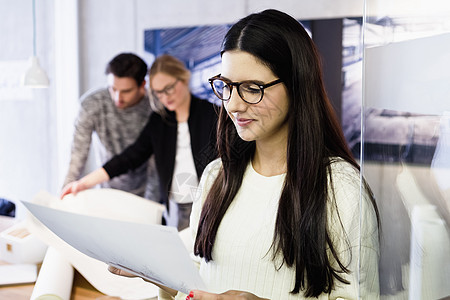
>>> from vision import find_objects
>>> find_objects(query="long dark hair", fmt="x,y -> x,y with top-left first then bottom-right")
194,9 -> 379,297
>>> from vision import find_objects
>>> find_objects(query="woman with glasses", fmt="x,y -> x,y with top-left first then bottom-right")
110,9 -> 380,300
185,9 -> 380,300
61,54 -> 218,231
196,9 -> 379,300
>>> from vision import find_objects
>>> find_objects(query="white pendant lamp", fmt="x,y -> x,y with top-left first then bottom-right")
23,56 -> 49,88
22,0 -> 49,88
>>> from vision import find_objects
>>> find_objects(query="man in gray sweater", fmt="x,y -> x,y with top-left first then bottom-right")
63,53 -> 158,200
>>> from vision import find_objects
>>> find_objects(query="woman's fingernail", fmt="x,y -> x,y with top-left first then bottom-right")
189,291 -> 194,298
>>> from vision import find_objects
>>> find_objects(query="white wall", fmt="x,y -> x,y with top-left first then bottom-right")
0,0 -> 56,215
79,0 -> 139,92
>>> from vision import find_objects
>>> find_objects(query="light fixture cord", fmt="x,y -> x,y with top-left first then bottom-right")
32,0 -> 36,56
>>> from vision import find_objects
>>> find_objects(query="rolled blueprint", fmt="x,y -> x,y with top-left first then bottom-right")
30,246 -> 74,300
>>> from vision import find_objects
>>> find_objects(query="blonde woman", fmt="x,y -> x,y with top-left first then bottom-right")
62,54 -> 219,231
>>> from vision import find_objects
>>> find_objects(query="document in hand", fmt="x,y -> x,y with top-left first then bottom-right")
22,201 -> 206,294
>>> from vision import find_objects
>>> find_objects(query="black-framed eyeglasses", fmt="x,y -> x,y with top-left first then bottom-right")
208,74 -> 282,104
152,79 -> 179,99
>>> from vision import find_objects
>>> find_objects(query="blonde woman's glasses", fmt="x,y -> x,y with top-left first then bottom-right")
152,79 -> 179,99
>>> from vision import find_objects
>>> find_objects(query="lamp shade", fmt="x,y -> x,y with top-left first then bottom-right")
22,56 -> 50,88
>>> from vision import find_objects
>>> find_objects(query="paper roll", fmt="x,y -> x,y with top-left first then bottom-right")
30,246 -> 74,300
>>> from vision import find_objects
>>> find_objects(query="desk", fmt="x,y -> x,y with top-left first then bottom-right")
0,216 -> 107,299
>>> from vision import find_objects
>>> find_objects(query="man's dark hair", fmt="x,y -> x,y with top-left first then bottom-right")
105,53 -> 148,86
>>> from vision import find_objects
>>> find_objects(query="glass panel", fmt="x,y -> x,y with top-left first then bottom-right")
362,1 -> 450,299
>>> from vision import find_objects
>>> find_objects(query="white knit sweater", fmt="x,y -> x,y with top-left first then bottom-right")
172,158 -> 379,300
